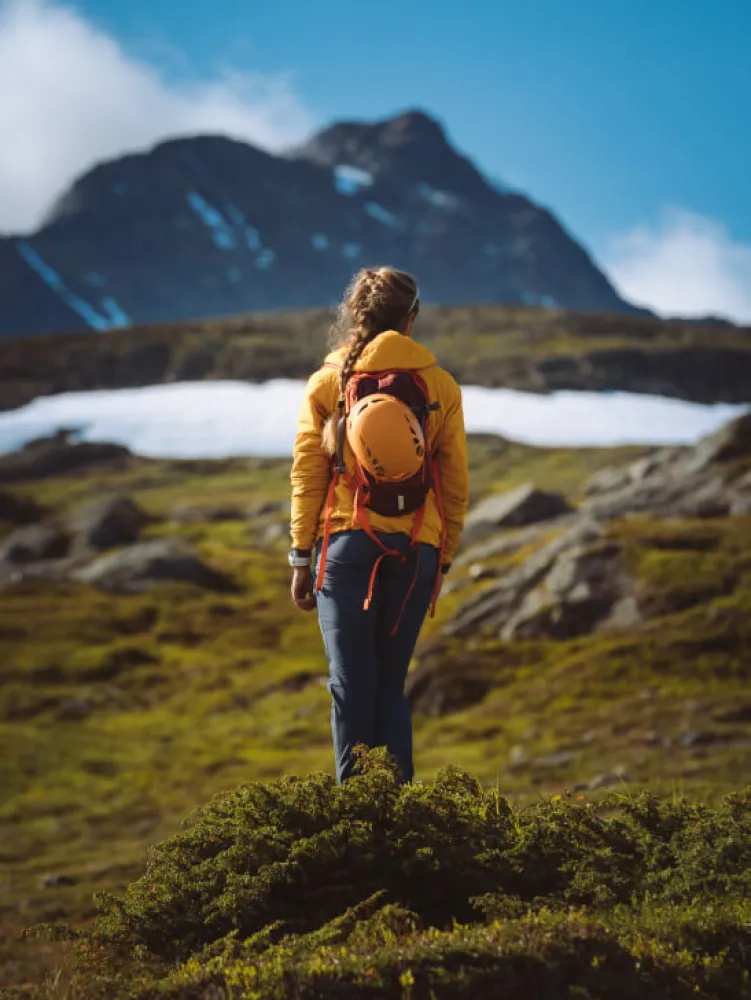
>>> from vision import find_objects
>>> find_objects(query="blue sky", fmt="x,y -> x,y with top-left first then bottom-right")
1,0 -> 750,319
81,0 -> 751,257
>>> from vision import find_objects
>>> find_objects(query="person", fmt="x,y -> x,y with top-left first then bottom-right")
289,266 -> 469,783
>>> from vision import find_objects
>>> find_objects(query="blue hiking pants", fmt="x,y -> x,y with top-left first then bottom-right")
314,530 -> 439,784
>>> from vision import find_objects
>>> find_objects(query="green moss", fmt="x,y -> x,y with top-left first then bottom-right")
2,448 -> 751,994
22,755 -> 751,999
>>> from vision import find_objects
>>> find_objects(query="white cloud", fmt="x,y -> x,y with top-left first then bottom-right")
0,0 -> 316,233
604,206 -> 751,324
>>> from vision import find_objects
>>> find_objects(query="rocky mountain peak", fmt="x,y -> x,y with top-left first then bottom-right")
290,108 -> 489,198
1,109 -> 637,339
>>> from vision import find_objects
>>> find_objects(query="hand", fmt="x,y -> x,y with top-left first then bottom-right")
291,566 -> 316,612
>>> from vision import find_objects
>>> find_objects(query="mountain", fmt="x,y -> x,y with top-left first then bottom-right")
0,110 -> 639,340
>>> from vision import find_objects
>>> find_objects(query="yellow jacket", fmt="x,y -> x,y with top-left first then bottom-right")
290,331 -> 469,563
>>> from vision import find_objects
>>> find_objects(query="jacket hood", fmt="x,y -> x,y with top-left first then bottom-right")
325,330 -> 436,372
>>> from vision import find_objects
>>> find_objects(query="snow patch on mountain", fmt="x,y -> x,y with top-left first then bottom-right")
334,164 -> 373,196
364,202 -> 400,228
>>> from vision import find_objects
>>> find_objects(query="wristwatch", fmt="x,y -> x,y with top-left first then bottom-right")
288,548 -> 312,568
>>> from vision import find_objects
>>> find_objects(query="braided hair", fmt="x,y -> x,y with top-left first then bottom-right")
321,267 -> 420,455
333,266 -> 420,402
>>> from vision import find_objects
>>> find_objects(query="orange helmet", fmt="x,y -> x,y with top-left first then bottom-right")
347,394 -> 425,482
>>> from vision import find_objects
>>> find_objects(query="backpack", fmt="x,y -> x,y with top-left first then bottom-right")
315,365 -> 446,633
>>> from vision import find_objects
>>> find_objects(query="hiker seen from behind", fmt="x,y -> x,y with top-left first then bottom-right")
289,267 -> 469,784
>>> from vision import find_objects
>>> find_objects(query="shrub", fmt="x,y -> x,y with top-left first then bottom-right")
42,752 -> 749,998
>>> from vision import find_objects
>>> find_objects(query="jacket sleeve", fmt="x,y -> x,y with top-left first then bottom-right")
290,370 -> 335,551
434,377 -> 469,565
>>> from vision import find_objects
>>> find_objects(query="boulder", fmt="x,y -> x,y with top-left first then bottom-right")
73,537 -> 239,594
171,503 -> 247,525
406,657 -> 493,717
0,431 -> 131,482
501,540 -> 632,640
579,415 -> 751,521
583,466 -> 731,521
454,516 -> 576,568
0,523 -> 70,564
70,495 -> 151,550
169,504 -> 204,525
584,466 -> 632,498
446,518 -> 604,639
686,412 -> 751,471
248,499 -> 287,519
669,477 -> 732,518
730,494 -> 751,515
0,490 -> 46,525
503,590 -> 611,642
462,484 -> 572,546
258,522 -> 286,548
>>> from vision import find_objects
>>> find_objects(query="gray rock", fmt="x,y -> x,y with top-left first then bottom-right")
534,750 -> 575,770
170,504 -> 204,525
468,563 -> 499,582
508,745 -> 529,766
500,536 -> 634,642
70,495 -> 150,550
0,431 -> 131,482
545,540 -> 624,601
602,595 -> 642,630
446,518 -> 605,638
583,465 -> 731,521
462,484 -> 572,545
73,537 -> 239,594
627,453 -> 668,482
171,503 -> 247,524
259,522 -> 286,548
686,411 -> 751,471
248,499 -> 287,519
0,523 -> 70,564
503,590 -> 617,642
455,515 -> 577,567
584,466 -> 632,497
583,448 -> 682,498
730,494 -> 751,515
40,873 -> 77,889
669,476 -> 732,518
588,773 -> 625,790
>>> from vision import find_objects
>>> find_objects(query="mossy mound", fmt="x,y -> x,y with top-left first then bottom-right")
3,439 -> 751,993
29,753 -> 751,999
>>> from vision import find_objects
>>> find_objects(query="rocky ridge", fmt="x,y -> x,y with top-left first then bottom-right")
2,303 -> 751,417
408,413 -> 751,713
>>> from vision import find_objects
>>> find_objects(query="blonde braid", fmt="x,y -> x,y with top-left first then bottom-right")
321,266 -> 419,455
